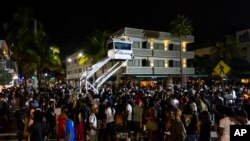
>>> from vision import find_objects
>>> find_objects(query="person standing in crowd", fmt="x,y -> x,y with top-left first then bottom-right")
146,98 -> 158,141
125,98 -> 133,139
28,109 -> 46,141
218,106 -> 235,141
165,107 -> 186,141
89,104 -> 99,141
132,99 -> 143,141
62,109 -> 75,141
45,101 -> 56,139
182,109 -> 198,141
103,101 -> 116,141
74,104 -> 85,141
197,111 -> 212,141
57,108 -> 67,141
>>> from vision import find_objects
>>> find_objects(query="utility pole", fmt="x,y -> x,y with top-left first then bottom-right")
34,19 -> 38,89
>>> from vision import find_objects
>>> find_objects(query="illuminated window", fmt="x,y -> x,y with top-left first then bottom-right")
165,62 -> 168,67
164,40 -> 169,50
182,42 -> 187,52
150,42 -> 154,49
182,59 -> 187,68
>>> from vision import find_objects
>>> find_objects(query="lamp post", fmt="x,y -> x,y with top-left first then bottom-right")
77,52 -> 83,94
67,58 -> 72,88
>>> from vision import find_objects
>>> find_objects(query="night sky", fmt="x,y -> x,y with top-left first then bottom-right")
1,0 -> 250,59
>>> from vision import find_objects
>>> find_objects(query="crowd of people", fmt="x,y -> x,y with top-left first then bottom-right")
0,81 -> 250,141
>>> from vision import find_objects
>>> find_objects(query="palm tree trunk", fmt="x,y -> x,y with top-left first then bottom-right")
37,68 -> 42,89
24,74 -> 27,89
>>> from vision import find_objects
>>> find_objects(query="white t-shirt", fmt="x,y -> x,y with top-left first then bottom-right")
219,117 -> 236,141
105,107 -> 115,123
89,113 -> 97,135
190,102 -> 197,113
171,98 -> 179,108
54,107 -> 61,123
126,103 -> 132,121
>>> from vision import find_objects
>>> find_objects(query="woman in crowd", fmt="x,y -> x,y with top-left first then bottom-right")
28,109 -> 46,141
197,111 -> 212,141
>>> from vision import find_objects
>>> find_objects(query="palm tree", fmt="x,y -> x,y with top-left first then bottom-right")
211,35 -> 242,64
169,14 -> 193,87
3,6 -> 39,87
3,5 -> 63,88
84,29 -> 111,63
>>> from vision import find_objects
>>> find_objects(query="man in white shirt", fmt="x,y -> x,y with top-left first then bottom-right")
89,104 -> 99,141
104,102 -> 116,141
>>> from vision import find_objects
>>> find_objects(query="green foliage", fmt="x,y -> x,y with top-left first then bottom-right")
212,35 -> 242,64
169,15 -> 193,37
0,69 -> 12,85
84,29 -> 111,63
192,55 -> 214,75
2,5 -> 63,87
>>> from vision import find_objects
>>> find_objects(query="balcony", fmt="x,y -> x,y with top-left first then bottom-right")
126,67 -> 153,74
132,48 -> 152,57
0,59 -> 16,73
153,50 -> 194,59
125,67 -> 195,75
133,48 -> 194,59
154,67 -> 195,74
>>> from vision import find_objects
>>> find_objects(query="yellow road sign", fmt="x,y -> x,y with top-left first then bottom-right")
214,60 -> 231,78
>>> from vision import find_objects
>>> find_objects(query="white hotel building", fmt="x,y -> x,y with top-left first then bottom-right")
66,27 -> 195,88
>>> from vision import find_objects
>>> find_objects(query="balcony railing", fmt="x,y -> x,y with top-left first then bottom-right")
126,67 -> 195,74
133,48 -> 194,59
0,59 -> 15,70
132,48 -> 152,56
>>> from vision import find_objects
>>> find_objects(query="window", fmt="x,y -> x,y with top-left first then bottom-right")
168,44 -> 180,51
154,60 -> 164,67
114,42 -> 132,50
78,68 -> 82,73
67,71 -> 71,75
154,43 -> 164,50
169,43 -> 174,50
142,59 -> 150,67
239,31 -> 250,43
128,59 -> 140,66
133,41 -> 140,48
142,41 -> 150,49
169,60 -> 180,67
74,59 -> 77,64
